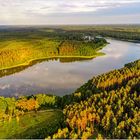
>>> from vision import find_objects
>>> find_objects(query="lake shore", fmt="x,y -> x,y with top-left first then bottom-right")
106,37 -> 140,43
0,52 -> 105,77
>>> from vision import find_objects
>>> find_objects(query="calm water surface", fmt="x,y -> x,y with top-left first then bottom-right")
0,39 -> 140,97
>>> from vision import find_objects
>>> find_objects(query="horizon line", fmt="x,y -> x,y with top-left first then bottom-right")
0,23 -> 140,26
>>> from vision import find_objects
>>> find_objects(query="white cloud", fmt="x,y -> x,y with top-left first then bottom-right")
0,84 -> 10,90
0,0 -> 140,24
1,0 -> 140,15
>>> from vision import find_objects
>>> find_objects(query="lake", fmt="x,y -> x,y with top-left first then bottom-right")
0,39 -> 140,97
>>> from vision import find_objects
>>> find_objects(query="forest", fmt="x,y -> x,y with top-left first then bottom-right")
0,25 -> 140,139
1,0 -> 140,138
55,25 -> 140,42
47,59 -> 140,139
0,27 -> 107,71
1,25 -> 140,72
0,59 -> 139,139
1,25 -> 140,77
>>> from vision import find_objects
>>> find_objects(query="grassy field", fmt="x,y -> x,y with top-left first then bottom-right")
0,110 -> 64,139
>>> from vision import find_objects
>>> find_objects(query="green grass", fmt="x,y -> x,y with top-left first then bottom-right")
0,110 -> 64,139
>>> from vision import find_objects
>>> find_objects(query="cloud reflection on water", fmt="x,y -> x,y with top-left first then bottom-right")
0,39 -> 140,97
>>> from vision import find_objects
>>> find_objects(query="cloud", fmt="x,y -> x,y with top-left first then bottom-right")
0,0 -> 140,24
25,0 -> 140,15
1,0 -> 140,15
0,84 -> 10,90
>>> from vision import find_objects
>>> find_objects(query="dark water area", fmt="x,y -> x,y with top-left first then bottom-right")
0,39 -> 140,97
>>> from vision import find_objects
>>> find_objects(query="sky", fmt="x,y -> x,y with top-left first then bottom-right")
0,0 -> 140,25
